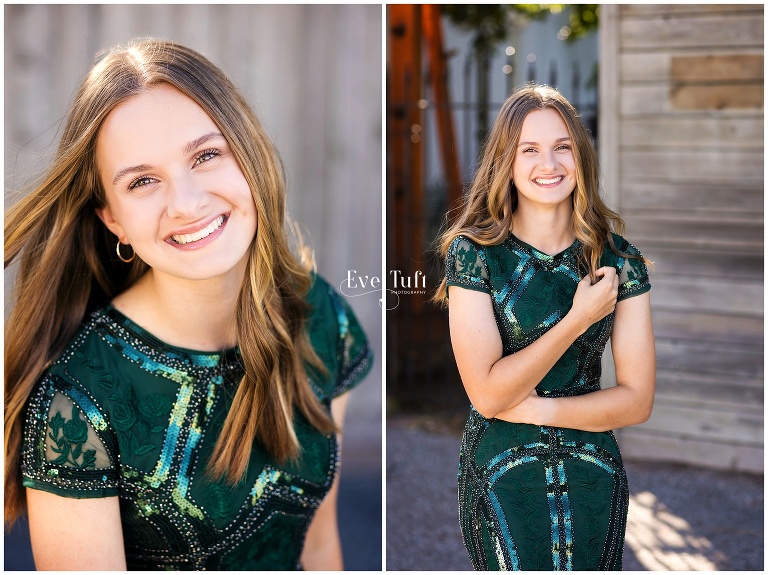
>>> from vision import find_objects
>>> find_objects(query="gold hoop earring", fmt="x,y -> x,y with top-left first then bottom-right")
116,240 -> 136,263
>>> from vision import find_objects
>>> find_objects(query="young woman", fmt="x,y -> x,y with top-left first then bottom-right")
434,84 -> 655,570
4,39 -> 372,570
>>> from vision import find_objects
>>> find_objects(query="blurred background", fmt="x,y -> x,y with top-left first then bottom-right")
4,4 -> 382,570
386,4 -> 763,570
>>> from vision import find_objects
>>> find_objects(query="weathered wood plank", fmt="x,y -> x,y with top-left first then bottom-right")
655,338 -> 763,378
618,181 -> 763,215
654,370 -> 763,408
620,14 -> 763,50
670,54 -> 763,83
618,428 -> 763,473
636,246 -> 762,281
670,83 -> 763,110
621,5 -> 764,17
621,51 -> 765,83
635,399 -> 763,445
619,150 -> 763,183
620,85 -> 766,115
651,310 -> 763,344
649,277 -> 763,317
622,214 -> 763,251
620,116 -> 763,147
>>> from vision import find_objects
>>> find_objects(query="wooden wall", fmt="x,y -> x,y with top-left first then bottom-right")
600,5 -> 763,472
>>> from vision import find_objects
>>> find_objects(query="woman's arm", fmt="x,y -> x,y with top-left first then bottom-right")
497,291 -> 655,431
300,393 -> 350,571
449,267 -> 619,419
26,488 -> 126,570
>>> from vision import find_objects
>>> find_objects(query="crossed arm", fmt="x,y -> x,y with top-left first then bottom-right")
448,267 -> 655,431
27,394 -> 351,571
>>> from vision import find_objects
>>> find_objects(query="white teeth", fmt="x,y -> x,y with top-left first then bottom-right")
171,215 -> 225,245
534,176 -> 563,185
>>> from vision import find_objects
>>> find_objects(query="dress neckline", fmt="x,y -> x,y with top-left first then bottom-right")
103,305 -> 241,367
506,232 -> 579,261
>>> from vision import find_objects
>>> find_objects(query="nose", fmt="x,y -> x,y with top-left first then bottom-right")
540,149 -> 557,171
165,174 -> 209,219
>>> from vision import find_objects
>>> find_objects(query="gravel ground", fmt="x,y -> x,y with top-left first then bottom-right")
386,415 -> 763,571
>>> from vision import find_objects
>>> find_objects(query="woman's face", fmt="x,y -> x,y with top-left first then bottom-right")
510,108 -> 577,211
95,83 -> 257,283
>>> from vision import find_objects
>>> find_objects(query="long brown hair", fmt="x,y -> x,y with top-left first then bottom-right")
434,83 -> 644,305
4,38 -> 334,526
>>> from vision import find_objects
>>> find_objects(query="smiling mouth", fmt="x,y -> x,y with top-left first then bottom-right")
170,215 -> 226,245
533,176 -> 565,186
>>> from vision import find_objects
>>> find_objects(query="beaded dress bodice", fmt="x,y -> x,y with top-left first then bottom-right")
22,275 -> 372,570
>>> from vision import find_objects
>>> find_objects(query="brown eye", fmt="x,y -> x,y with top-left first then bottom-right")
194,149 -> 220,165
128,176 -> 156,190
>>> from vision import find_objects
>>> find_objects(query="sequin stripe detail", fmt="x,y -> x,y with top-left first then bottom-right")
144,379 -> 196,488
458,408 -> 491,569
488,489 -> 521,570
487,451 -> 544,486
100,309 -> 226,368
172,382 -> 220,521
212,434 -> 340,562
103,330 -> 198,386
496,257 -> 535,311
334,345 -> 373,398
600,466 -> 629,569
545,462 -> 574,571
57,386 -> 105,432
553,263 -> 580,282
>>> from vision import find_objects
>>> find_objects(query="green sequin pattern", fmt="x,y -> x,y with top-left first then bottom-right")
22,275 -> 372,570
446,232 -> 650,571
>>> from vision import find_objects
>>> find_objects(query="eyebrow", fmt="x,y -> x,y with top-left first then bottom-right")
517,136 -> 571,147
111,131 -> 226,186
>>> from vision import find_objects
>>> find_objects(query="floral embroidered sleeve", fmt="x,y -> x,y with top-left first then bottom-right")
22,374 -> 119,498
445,235 -> 491,295
616,239 -> 651,301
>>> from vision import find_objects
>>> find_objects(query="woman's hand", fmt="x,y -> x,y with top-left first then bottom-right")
567,267 -> 618,334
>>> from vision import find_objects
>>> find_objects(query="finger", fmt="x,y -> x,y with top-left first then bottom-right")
599,266 -> 617,279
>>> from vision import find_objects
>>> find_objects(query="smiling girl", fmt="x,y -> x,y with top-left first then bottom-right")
4,39 -> 372,570
434,84 -> 655,570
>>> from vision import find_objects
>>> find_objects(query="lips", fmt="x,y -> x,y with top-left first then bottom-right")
169,215 -> 226,245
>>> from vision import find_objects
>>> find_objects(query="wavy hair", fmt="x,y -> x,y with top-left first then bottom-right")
434,83 -> 645,305
4,38 -> 334,526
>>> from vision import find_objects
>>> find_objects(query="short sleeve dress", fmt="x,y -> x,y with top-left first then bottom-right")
21,274 -> 372,570
445,232 -> 650,571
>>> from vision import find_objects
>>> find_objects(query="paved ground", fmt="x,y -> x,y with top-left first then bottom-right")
386,414 -> 764,571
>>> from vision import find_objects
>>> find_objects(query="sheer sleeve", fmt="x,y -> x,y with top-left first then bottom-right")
445,235 -> 491,295
617,241 -> 651,301
22,375 -> 119,498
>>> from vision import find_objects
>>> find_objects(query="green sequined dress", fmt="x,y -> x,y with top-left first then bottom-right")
21,275 -> 372,570
446,232 -> 650,571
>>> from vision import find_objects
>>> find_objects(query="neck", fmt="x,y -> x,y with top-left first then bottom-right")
113,265 -> 245,352
511,202 -> 574,255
